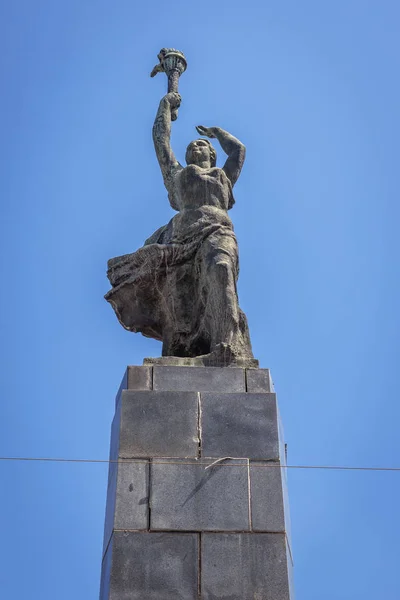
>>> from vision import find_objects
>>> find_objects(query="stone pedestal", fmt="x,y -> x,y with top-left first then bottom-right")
100,366 -> 293,600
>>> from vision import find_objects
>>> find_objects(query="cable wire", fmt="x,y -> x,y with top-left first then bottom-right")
0,456 -> 399,471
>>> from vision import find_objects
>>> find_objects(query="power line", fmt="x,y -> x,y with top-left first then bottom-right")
0,455 -> 399,472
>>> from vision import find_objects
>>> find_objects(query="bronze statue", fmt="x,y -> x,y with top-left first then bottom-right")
105,49 -> 255,366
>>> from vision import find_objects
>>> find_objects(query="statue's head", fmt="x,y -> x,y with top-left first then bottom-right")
185,139 -> 217,168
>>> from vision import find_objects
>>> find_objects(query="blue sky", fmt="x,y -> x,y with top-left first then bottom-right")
1,1 -> 399,598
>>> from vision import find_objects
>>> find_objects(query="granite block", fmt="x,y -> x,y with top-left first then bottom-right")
119,390 -> 199,458
250,462 -> 287,534
103,458 -> 118,556
246,368 -> 274,393
127,366 -> 153,390
106,531 -> 199,600
115,366 -> 153,408
103,460 -> 149,555
113,461 -> 149,530
115,370 -> 127,409
153,366 -> 245,392
201,392 -> 281,459
278,407 -> 287,468
99,533 -> 113,600
106,403 -> 121,491
201,533 -> 292,600
150,458 -> 249,531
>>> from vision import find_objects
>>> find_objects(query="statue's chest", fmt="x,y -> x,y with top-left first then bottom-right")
177,166 -> 227,206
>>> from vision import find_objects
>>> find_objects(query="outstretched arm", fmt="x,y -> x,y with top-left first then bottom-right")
153,93 -> 183,208
196,125 -> 245,186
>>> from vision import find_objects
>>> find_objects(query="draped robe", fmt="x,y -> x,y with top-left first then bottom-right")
105,165 -> 253,358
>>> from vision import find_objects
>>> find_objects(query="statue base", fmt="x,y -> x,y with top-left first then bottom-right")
144,355 -> 259,369
144,343 -> 259,368
100,364 -> 293,600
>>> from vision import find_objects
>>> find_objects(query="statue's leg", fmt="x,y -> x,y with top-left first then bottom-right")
160,263 -> 194,357
210,257 -> 240,350
202,234 -> 242,352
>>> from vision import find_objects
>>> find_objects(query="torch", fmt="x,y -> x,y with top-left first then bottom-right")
151,48 -> 187,121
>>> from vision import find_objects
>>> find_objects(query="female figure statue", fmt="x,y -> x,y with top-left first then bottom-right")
105,92 -> 254,365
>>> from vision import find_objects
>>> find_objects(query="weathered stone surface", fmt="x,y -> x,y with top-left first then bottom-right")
115,370 -> 127,409
119,390 -> 199,458
106,401 -> 122,491
99,534 -> 113,600
105,80 -> 256,366
103,460 -> 149,556
115,366 -> 153,408
113,461 -> 149,530
144,355 -> 259,368
103,462 -> 118,556
153,366 -> 245,392
246,367 -> 274,392
104,531 -> 199,600
150,458 -> 249,531
282,466 -> 292,552
127,365 -> 153,390
200,392 -> 281,459
250,462 -> 288,535
109,403 -> 121,462
201,533 -> 293,600
100,365 -> 294,598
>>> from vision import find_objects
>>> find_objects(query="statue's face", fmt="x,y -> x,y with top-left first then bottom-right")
186,139 -> 212,167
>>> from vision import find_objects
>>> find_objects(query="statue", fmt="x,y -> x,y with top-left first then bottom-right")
105,49 -> 255,366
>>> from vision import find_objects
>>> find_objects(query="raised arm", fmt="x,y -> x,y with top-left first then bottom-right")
153,93 -> 183,210
196,125 -> 246,186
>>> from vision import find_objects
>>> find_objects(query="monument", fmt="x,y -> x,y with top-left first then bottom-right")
100,49 -> 293,599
